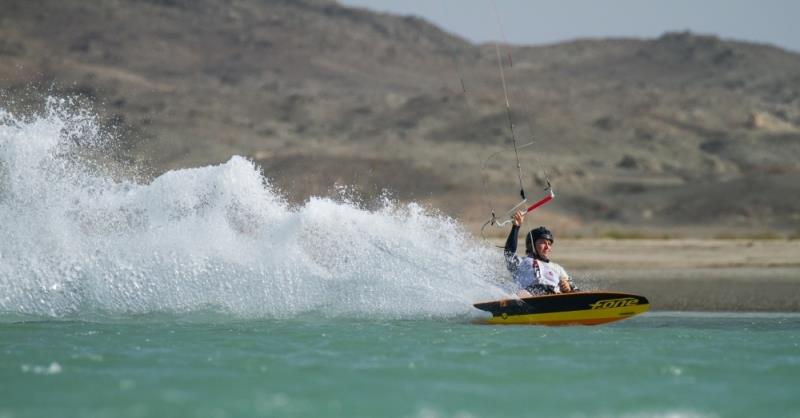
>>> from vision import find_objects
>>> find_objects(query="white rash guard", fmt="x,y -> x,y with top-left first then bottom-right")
506,254 -> 570,293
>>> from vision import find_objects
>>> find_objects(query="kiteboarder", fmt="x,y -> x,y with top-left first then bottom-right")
504,210 -> 578,296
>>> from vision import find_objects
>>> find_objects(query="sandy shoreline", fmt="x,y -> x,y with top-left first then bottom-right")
494,239 -> 800,312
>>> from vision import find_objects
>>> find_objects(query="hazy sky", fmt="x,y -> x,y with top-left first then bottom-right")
339,0 -> 800,53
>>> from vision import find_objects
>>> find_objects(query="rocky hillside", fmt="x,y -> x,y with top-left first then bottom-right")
1,0 -> 799,236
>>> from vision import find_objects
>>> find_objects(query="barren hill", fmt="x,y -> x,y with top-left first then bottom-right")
1,0 -> 799,236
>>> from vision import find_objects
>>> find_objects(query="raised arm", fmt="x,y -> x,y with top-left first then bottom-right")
504,224 -> 520,258
504,211 -> 525,271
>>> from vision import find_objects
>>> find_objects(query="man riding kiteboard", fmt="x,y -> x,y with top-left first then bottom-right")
504,210 -> 578,297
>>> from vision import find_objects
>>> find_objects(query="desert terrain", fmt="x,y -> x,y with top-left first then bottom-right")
1,0 -> 798,310
554,238 -> 800,311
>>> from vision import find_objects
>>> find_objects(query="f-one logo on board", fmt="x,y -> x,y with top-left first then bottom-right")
589,297 -> 639,310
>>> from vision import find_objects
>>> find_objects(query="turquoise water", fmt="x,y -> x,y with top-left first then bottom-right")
2,312 -> 799,418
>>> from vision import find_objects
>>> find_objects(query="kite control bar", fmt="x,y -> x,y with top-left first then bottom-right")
483,188 -> 555,231
523,188 -> 554,214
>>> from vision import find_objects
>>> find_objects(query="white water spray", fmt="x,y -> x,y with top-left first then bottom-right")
0,98 -> 510,319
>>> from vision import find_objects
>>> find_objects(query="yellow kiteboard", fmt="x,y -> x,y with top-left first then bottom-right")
474,291 -> 650,325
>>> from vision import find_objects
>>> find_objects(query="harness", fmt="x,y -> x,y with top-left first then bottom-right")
524,258 -> 556,295
532,258 -> 541,281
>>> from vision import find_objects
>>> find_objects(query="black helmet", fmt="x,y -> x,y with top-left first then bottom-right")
530,226 -> 554,242
525,226 -> 554,255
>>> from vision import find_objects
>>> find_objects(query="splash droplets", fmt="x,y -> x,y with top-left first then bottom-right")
0,98 -> 509,320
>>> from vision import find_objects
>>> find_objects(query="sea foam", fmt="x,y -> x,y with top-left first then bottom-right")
0,97 -> 509,320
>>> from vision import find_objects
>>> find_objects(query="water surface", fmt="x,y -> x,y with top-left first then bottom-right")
3,312 -> 799,418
